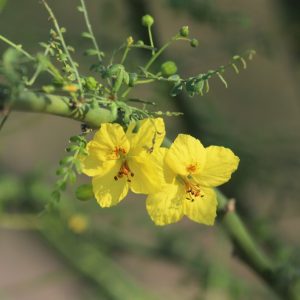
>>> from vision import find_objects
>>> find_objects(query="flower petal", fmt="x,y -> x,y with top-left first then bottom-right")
165,134 -> 206,176
146,183 -> 185,226
92,161 -> 129,207
81,141 -> 117,176
195,146 -> 239,187
183,187 -> 217,225
127,118 -> 165,156
93,123 -> 130,160
129,148 -> 168,194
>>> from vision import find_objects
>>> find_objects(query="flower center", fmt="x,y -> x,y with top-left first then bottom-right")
184,179 -> 204,202
114,161 -> 134,183
186,164 -> 197,173
113,146 -> 127,159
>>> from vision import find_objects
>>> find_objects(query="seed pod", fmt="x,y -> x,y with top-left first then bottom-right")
161,61 -> 178,77
142,14 -> 154,27
190,38 -> 199,48
180,26 -> 189,37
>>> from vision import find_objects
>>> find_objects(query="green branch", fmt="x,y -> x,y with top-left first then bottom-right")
41,0 -> 84,95
79,0 -> 103,64
0,86 -> 116,128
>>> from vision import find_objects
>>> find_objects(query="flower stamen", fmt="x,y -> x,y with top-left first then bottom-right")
113,146 -> 127,159
114,161 -> 134,182
184,179 -> 204,202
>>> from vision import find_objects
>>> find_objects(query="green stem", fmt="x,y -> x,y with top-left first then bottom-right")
0,35 -> 34,60
120,46 -> 130,64
144,40 -> 172,71
0,87 -> 116,128
121,40 -> 173,98
42,0 -> 84,95
147,26 -> 155,56
216,190 -> 273,273
80,0 -> 103,64
27,44 -> 51,86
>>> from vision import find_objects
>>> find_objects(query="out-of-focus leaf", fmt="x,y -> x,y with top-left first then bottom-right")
2,48 -> 23,83
0,0 -> 7,13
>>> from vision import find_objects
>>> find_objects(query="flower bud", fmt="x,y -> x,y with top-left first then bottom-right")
179,26 -> 189,37
85,76 -> 98,90
63,84 -> 78,93
161,61 -> 178,77
68,214 -> 88,234
127,36 -> 134,46
142,14 -> 154,27
136,40 -> 144,46
190,38 -> 199,48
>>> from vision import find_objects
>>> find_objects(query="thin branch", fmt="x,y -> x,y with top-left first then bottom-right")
80,0 -> 103,64
41,0 -> 84,95
0,87 -> 116,128
0,35 -> 35,60
0,107 -> 11,131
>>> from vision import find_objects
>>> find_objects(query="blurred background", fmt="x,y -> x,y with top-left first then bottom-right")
0,0 -> 300,299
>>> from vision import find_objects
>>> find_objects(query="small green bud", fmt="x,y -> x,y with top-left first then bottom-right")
136,40 -> 144,46
42,85 -> 55,93
142,14 -> 154,27
85,76 -> 98,90
127,36 -> 134,46
161,61 -> 178,77
179,26 -> 189,37
76,184 -> 94,201
190,38 -> 199,48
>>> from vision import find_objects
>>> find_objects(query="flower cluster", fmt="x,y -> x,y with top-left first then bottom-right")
80,118 -> 239,226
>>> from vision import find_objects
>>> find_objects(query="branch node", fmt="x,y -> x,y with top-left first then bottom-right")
227,198 -> 236,213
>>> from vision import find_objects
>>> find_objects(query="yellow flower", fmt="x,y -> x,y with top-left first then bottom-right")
146,134 -> 239,226
68,214 -> 88,234
81,118 -> 166,207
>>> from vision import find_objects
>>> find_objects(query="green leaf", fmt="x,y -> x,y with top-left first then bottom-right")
42,85 -> 55,93
2,48 -> 23,83
57,180 -> 67,191
85,76 -> 98,90
123,71 -> 130,85
170,82 -> 183,97
36,53 -> 51,71
68,170 -> 77,185
168,74 -> 181,82
56,167 -> 67,176
194,80 -> 204,95
107,64 -> 124,77
59,156 -> 74,165
81,32 -> 93,39
110,102 -> 118,119
185,79 -> 196,96
69,135 -> 84,143
84,49 -> 101,56
51,190 -> 61,202
76,184 -> 94,201
113,72 -> 124,93
77,5 -> 84,12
